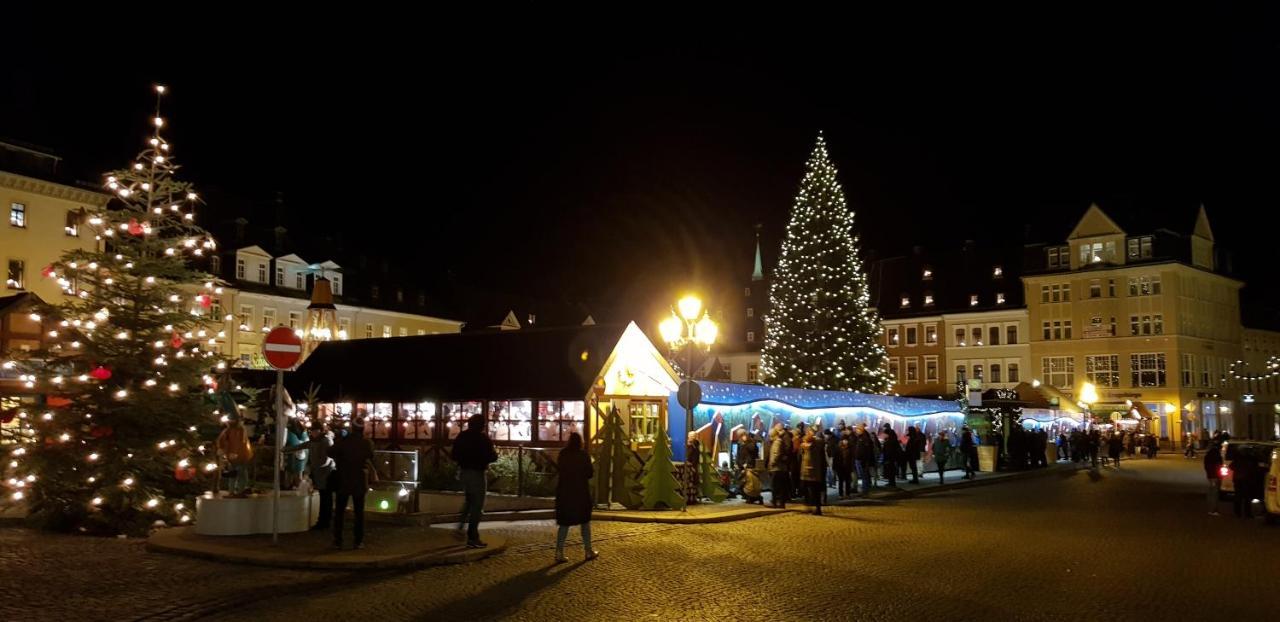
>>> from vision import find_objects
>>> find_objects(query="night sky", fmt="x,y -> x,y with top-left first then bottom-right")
4,8 -> 1279,324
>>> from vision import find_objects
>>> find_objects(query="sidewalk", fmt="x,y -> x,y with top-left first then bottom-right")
147,524 -> 506,570
832,460 -> 1083,505
594,502 -> 788,524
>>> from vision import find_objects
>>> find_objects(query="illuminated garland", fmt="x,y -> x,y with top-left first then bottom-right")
1227,356 -> 1280,382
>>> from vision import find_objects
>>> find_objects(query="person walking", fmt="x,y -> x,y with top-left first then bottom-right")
834,429 -> 854,499
799,429 -> 826,515
329,419 -> 376,550
1204,442 -> 1224,516
853,423 -> 876,497
933,430 -> 953,484
1145,434 -> 1159,459
767,425 -> 791,508
553,432 -> 598,563
959,426 -> 976,480
903,426 -> 923,484
880,425 -> 902,489
451,414 -> 499,548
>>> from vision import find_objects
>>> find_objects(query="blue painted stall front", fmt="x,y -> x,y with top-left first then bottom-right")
668,381 -> 966,463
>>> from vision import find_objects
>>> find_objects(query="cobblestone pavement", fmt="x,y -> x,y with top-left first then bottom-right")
4,455 -> 1279,621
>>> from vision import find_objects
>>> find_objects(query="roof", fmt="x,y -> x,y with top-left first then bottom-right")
871,244 -> 1026,318
290,323 -> 629,402
0,292 -> 39,316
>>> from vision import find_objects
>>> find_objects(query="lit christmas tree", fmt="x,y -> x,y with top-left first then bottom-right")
760,133 -> 892,393
0,86 -> 225,535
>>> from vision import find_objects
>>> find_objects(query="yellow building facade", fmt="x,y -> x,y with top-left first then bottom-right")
2,168 -> 107,303
1024,204 -> 1242,443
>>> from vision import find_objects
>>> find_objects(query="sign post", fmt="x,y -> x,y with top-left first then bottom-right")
263,326 -> 303,545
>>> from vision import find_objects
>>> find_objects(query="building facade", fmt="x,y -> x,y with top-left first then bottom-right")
944,308 -> 1030,394
1238,327 -> 1280,439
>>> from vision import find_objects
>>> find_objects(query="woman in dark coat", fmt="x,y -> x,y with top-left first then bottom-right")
903,426 -> 924,484
554,433 -> 598,563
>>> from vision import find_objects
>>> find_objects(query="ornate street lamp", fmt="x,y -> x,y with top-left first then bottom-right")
659,295 -> 718,439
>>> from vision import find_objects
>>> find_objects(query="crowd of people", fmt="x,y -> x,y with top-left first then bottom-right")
1050,428 -> 1161,469
730,420 -> 987,511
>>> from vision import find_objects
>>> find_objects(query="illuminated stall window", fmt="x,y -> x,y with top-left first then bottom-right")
318,402 -> 354,426
443,401 -> 483,439
488,400 -> 533,442
359,403 -> 395,439
400,402 -> 437,441
628,401 -> 661,444
538,400 -> 585,442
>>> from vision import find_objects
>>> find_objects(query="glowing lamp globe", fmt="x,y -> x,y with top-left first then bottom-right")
694,315 -> 718,346
677,295 -> 703,321
658,316 -> 682,345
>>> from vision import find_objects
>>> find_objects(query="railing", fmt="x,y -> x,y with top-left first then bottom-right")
417,445 -> 562,497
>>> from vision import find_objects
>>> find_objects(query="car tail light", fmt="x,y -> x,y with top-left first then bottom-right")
1219,466 -> 1231,478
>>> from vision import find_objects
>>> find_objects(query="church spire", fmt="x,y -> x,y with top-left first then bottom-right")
752,224 -> 764,281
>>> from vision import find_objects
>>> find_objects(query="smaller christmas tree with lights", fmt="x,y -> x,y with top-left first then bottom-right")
698,446 -> 727,503
591,406 -> 643,509
640,413 -> 685,510
760,133 -> 892,393
0,86 -> 225,535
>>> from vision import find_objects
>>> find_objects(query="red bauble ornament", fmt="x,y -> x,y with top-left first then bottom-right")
174,465 -> 196,482
41,265 -> 55,278
197,294 -> 212,309
170,332 -> 184,349
127,219 -> 144,236
89,366 -> 112,380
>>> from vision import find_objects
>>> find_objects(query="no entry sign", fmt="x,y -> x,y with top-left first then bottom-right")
263,326 -> 303,370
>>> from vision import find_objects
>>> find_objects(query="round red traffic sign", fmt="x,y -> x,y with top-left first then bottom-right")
263,326 -> 304,370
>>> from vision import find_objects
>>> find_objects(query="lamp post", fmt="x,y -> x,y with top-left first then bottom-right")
659,295 -> 718,436
1079,381 -> 1099,431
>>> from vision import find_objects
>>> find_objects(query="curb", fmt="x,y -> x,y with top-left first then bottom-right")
844,464 -> 1086,503
593,507 -> 786,524
145,530 -> 507,570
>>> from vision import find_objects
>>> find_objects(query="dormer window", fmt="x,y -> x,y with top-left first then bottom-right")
923,293 -> 934,306
993,266 -> 1003,277
922,267 -> 933,280
970,294 -> 979,306
900,296 -> 910,308
996,292 -> 1006,305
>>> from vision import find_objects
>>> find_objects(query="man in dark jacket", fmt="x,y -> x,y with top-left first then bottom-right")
903,426 -> 924,484
329,421 -> 376,549
880,425 -> 902,488
959,426 -> 977,480
451,414 -> 498,548
853,424 -> 876,497
1204,443 -> 1223,516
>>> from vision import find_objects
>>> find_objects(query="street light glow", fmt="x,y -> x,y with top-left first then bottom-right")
677,295 -> 703,321
694,315 -> 718,345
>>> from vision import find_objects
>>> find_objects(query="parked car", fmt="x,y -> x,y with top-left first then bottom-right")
1265,448 -> 1280,525
1219,439 -> 1280,500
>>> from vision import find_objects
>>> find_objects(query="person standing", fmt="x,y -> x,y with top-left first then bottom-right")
215,415 -> 254,497
329,420 -> 376,550
767,425 -> 791,509
1146,434 -> 1159,459
959,426 -> 976,480
284,422 -> 335,530
1204,442 -> 1223,516
933,431 -> 953,484
451,414 -> 499,548
1107,431 -> 1123,469
853,423 -> 876,497
799,429 -> 826,515
554,432 -> 598,563
880,425 -> 902,489
1056,433 -> 1068,462
834,429 -> 854,499
790,423 -> 806,500
903,426 -> 923,484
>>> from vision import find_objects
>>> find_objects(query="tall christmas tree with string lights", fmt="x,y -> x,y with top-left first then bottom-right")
0,85 -> 226,535
760,133 -> 892,394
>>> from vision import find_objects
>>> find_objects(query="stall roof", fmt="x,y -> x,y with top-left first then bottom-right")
1012,381 -> 1084,414
290,323 -> 630,402
693,380 -> 964,417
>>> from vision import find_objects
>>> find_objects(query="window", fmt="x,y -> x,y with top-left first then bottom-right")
1090,280 -> 1101,298
1006,325 -> 1018,345
746,307 -> 754,318
989,326 -> 1000,346
339,317 -> 350,338
396,289 -> 404,304
257,264 -> 266,283
1151,276 -> 1161,295
1041,286 -> 1050,303
924,294 -> 934,306
972,327 -> 983,346
417,292 -> 426,307
488,400 -> 533,442
443,401 -> 483,439
1051,286 -> 1060,303
538,401 -> 585,443
744,287 -> 751,296
956,327 -> 966,346
364,323 -> 373,339
1047,245 -> 1069,268
906,326 -> 917,346
1130,315 -> 1139,336
1043,321 -> 1051,340
9,203 -> 26,227
370,285 -> 380,301
746,330 -> 755,343
1080,242 -> 1104,264
956,365 -> 967,383
1064,320 -> 1072,339
1041,356 -> 1075,388
993,266 -> 1003,277
990,364 -> 1001,383
6,259 -> 24,289
970,294 -> 979,306
887,327 -> 899,346
925,325 -> 937,345
296,272 -> 304,289
1182,353 -> 1195,387
973,364 -> 984,380
275,266 -> 284,286
925,357 -> 938,383
399,327 -> 408,337
211,255 -> 221,275
65,210 -> 80,236
906,358 -> 919,383
996,293 -> 1006,305
210,298 -> 223,320
332,275 -> 342,295
1127,236 -> 1153,259
747,363 -> 759,383
1130,276 -> 1161,296
262,308 -> 276,331
417,329 -> 425,335
922,267 -> 933,280
1086,354 -> 1120,387
382,325 -> 392,338
1008,363 -> 1020,383
888,358 -> 900,381
288,311 -> 300,329
237,305 -> 253,330
401,402 -> 437,441
1052,321 -> 1062,340
1130,352 -> 1167,387
1104,241 -> 1116,261
1062,285 -> 1071,302
1153,314 -> 1163,335
236,258 -> 245,279
1108,279 -> 1116,297
628,401 -> 661,444
900,296 -> 910,308
1202,355 -> 1211,387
